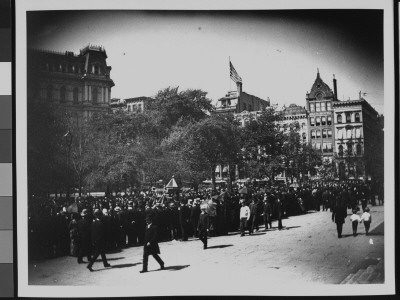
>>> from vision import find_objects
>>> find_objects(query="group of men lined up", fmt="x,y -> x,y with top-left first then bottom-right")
28,180 -> 382,260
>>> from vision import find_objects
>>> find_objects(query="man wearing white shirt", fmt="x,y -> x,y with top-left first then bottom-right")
360,207 -> 372,235
239,199 -> 251,237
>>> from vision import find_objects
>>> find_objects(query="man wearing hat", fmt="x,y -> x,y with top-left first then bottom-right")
76,209 -> 92,264
190,199 -> 201,238
87,209 -> 111,271
140,215 -> 165,273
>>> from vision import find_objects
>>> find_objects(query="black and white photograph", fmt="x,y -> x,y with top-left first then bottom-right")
15,0 -> 396,297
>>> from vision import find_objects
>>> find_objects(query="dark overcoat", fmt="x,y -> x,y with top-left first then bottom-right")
144,224 -> 160,255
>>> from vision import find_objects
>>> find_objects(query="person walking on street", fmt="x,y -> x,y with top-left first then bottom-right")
332,200 -> 347,238
360,207 -> 372,235
140,215 -> 165,273
76,209 -> 92,264
239,199 -> 251,236
87,209 -> 111,271
350,209 -> 361,236
275,195 -> 285,230
261,197 -> 272,230
197,204 -> 209,249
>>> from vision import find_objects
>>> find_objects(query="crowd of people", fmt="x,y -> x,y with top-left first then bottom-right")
28,180 -> 383,261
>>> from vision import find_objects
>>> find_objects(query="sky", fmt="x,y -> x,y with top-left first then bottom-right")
27,9 -> 384,114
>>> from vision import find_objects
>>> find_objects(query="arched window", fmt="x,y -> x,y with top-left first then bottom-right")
60,86 -> 66,102
92,87 -> 98,103
73,87 -> 79,103
46,85 -> 53,101
356,144 -> 362,155
337,114 -> 342,123
347,143 -> 353,155
355,113 -> 360,122
338,145 -> 344,157
346,113 -> 351,123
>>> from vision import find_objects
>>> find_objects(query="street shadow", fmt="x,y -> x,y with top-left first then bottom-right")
283,226 -> 301,230
206,244 -> 233,249
249,232 -> 266,236
95,257 -> 125,263
160,265 -> 190,272
366,232 -> 384,236
341,234 -> 357,238
110,262 -> 142,269
227,232 -> 242,236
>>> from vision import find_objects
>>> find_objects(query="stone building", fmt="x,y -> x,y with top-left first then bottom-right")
305,70 -> 337,157
278,104 -> 309,143
27,44 -> 115,123
333,96 -> 383,180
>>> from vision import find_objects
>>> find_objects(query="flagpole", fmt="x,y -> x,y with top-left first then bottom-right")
229,56 -> 232,91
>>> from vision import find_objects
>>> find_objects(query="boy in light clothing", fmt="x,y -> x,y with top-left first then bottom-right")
350,209 -> 361,237
360,207 -> 372,235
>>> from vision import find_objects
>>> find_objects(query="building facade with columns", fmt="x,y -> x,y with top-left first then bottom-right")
27,45 -> 115,123
110,96 -> 153,113
332,97 -> 383,180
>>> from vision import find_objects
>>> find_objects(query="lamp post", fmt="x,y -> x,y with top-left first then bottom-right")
64,130 -> 73,200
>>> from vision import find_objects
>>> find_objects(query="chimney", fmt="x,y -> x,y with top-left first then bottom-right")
236,81 -> 242,95
333,74 -> 337,100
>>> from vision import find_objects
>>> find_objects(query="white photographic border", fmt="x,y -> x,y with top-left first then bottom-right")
15,0 -> 396,297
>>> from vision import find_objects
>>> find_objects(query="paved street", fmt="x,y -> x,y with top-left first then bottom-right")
28,205 -> 384,296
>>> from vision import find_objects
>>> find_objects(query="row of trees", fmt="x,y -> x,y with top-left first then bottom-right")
28,86 -> 325,197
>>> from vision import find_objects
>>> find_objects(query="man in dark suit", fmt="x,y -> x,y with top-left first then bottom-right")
87,209 -> 111,271
178,200 -> 190,241
262,197 -> 272,230
332,200 -> 347,238
274,195 -> 285,230
140,215 -> 165,273
76,209 -> 92,263
190,199 -> 201,238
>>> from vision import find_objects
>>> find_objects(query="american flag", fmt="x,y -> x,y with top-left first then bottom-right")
230,61 -> 242,83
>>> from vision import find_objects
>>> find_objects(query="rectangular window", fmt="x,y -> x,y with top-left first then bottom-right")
316,102 -> 321,112
321,102 -> 326,111
310,103 -> 315,112
347,129 -> 352,139
310,117 -> 315,126
327,116 -> 332,125
316,117 -> 321,126
311,130 -> 316,139
327,102 -> 331,111
327,129 -> 332,138
356,128 -> 361,138
322,142 -> 327,152
316,130 -> 321,138
321,116 -> 326,125
315,143 -> 321,150
322,129 -> 327,138
327,143 -> 333,152
337,128 -> 343,139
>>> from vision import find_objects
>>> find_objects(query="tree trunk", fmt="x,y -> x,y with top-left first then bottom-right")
211,164 -> 216,192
